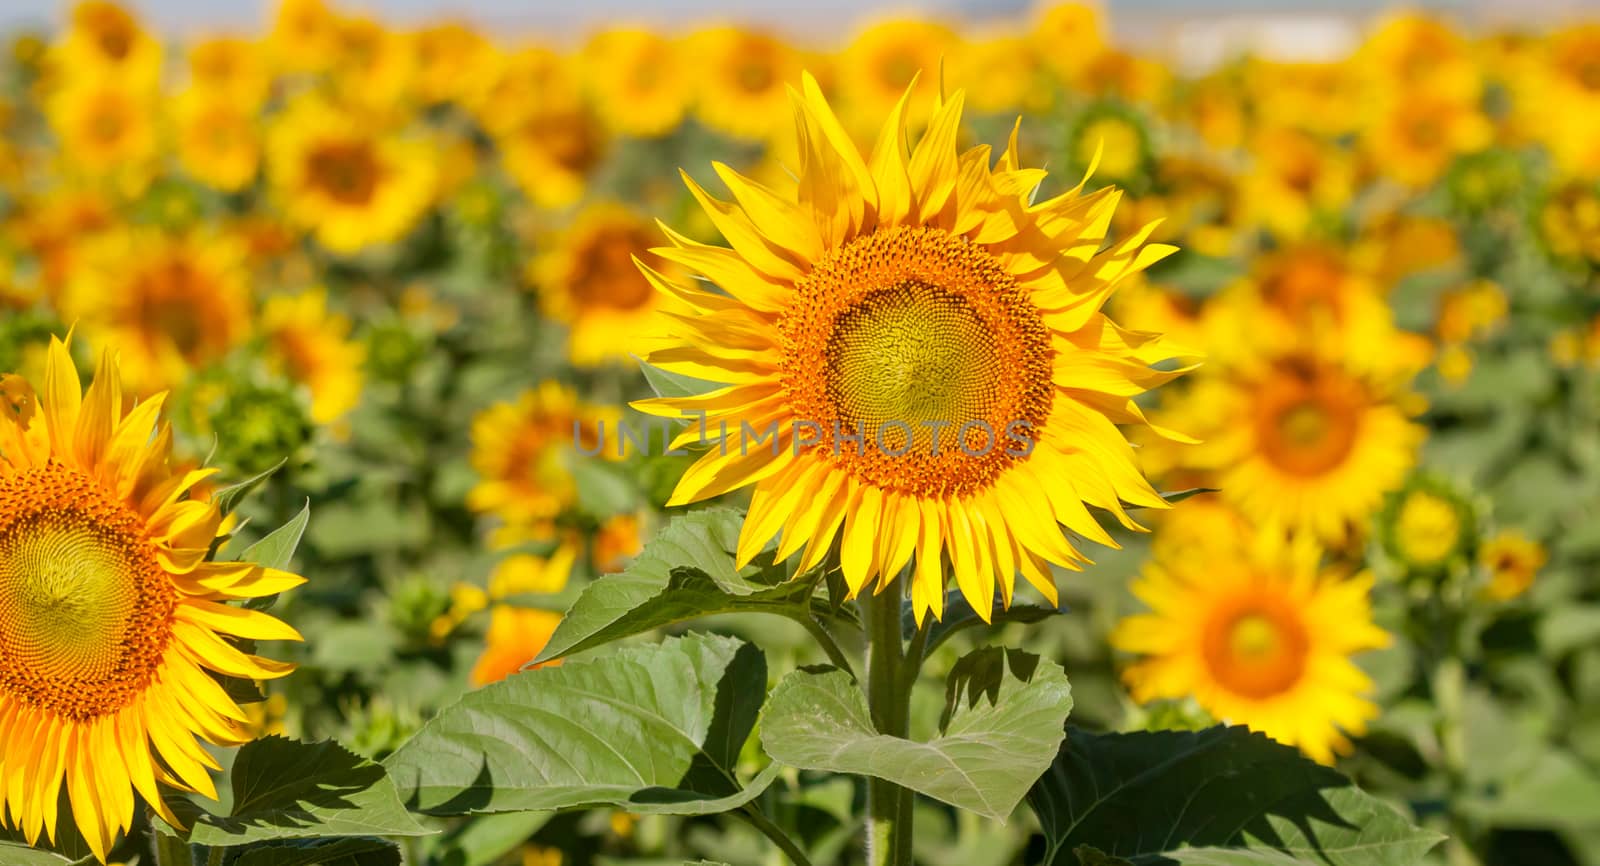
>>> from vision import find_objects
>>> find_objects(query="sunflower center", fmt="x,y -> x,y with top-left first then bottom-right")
570,227 -> 655,311
1203,599 -> 1309,700
781,226 -> 1054,498
0,461 -> 175,721
1255,363 -> 1365,477
735,56 -> 775,93
1395,491 -> 1461,566
307,141 -> 381,205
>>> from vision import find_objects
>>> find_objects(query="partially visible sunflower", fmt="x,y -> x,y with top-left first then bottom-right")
260,288 -> 366,426
46,79 -> 158,188
839,19 -> 957,130
582,29 -> 691,139
1363,90 -> 1491,189
173,88 -> 262,193
950,34 -> 1043,115
689,25 -> 806,142
1068,103 -> 1153,190
267,0 -> 339,74
497,97 -> 607,211
1535,180 -> 1600,271
1113,530 -> 1389,765
1480,530 -> 1547,602
185,35 -> 271,107
471,606 -> 564,686
266,95 -> 437,254
1239,125 -> 1357,241
408,21 -> 493,107
62,230 -> 253,396
1376,474 -> 1479,579
635,73 -> 1193,622
531,204 -> 677,367
0,338 -> 305,861
1029,2 -> 1107,84
50,0 -> 162,91
467,382 -> 621,534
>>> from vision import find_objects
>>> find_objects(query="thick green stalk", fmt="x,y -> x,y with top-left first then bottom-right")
859,585 -> 913,866
150,825 -> 194,866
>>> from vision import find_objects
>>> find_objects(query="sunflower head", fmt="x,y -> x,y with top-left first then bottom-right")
1113,529 -> 1389,764
1479,529 -> 1547,602
0,338 -> 305,861
1068,102 -> 1154,191
1375,473 -> 1480,582
635,72 -> 1193,623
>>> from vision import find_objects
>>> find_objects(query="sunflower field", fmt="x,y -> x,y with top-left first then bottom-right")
1,1 -> 1599,865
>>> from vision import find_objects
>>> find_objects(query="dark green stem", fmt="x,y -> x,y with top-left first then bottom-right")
739,802 -> 816,866
150,827 -> 194,866
859,585 -> 913,866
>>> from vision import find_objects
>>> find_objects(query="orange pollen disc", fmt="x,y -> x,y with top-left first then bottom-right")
307,140 -> 383,205
1201,590 -> 1310,699
0,461 -> 176,722
778,226 -> 1054,498
1253,360 -> 1367,477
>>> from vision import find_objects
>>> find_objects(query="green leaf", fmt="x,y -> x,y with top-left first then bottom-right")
913,598 -> 1060,656
211,459 -> 286,516
760,648 -> 1072,820
572,458 -> 643,518
432,812 -> 551,866
1026,726 -> 1444,865
0,842 -> 87,865
228,837 -> 401,866
235,501 -> 310,570
386,632 -> 778,815
185,737 -> 431,847
639,360 -> 721,400
1076,847 -> 1136,866
1461,750 -> 1600,828
535,508 -> 816,663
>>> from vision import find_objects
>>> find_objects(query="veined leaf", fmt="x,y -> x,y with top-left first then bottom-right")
386,632 -> 777,815
236,501 -> 310,571
228,837 -> 402,866
535,508 -> 816,663
185,737 -> 431,847
760,648 -> 1072,820
211,459 -> 287,517
1027,726 -> 1444,865
0,842 -> 90,865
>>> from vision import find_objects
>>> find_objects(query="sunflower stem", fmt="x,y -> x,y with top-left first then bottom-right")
150,826 -> 194,866
859,583 -> 914,866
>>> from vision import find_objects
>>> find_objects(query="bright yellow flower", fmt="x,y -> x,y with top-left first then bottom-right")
260,289 -> 366,425
498,98 -> 608,212
949,34 -> 1043,116
268,0 -> 339,74
468,382 -> 620,532
471,606 -> 564,686
1029,2 -> 1107,83
531,204 -> 678,367
594,512 -> 646,574
582,29 -> 692,138
0,339 -> 305,861
1239,125 -> 1356,240
1436,280 -> 1508,345
1353,211 -> 1462,285
62,230 -> 253,396
408,20 -> 493,107
266,95 -> 437,254
689,26 -> 805,142
1364,90 -> 1491,189
51,1 -> 162,90
173,88 -> 261,193
487,541 -> 576,601
839,19 -> 958,131
324,13 -> 415,114
46,79 -> 158,188
1114,530 -> 1389,765
185,35 -> 271,107
1358,12 -> 1481,102
1247,60 -> 1365,138
1382,479 -> 1475,574
635,74 -> 1192,623
464,46 -> 573,137
1079,49 -> 1170,104
1537,181 -> 1600,270
1514,25 -> 1600,176
1481,530 -> 1547,602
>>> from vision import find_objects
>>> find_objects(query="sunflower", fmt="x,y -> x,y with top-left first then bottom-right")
531,204 -> 677,367
1068,103 -> 1152,190
268,0 -> 338,74
1535,180 -> 1600,271
1239,125 -> 1356,241
949,34 -> 1043,116
1113,530 -> 1389,765
173,88 -> 261,193
266,95 -> 437,254
259,289 -> 366,426
839,19 -> 956,131
467,382 -> 621,535
46,80 -> 157,187
470,606 -> 564,686
50,0 -> 162,91
408,21 -> 493,108
689,26 -> 806,142
581,29 -> 691,139
1363,90 -> 1491,189
1376,474 -> 1478,578
1029,2 -> 1107,83
185,36 -> 270,107
62,230 -> 253,396
1357,12 -> 1480,102
1480,530 -> 1546,602
634,74 -> 1192,623
1514,25 -> 1600,177
497,97 -> 607,212
0,338 -> 305,861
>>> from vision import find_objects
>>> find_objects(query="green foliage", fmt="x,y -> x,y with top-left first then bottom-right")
386,632 -> 777,816
761,648 -> 1072,820
1026,726 -> 1444,866
535,508 -> 819,664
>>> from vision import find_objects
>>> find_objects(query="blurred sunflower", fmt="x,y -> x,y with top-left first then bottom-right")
1515,25 -> 1600,176
468,382 -> 621,534
1358,12 -> 1481,102
1113,531 -> 1389,765
1480,530 -> 1547,602
268,0 -> 338,74
531,204 -> 676,367
62,230 -> 252,395
266,95 -> 437,254
635,74 -> 1192,622
46,79 -> 157,188
408,21 -> 492,107
1239,125 -> 1356,241
185,35 -> 271,107
1068,103 -> 1153,190
0,339 -> 304,861
1364,90 -> 1491,189
1376,475 -> 1478,578
324,13 -> 415,114
497,98 -> 607,212
471,606 -> 565,685
839,19 -> 957,129
51,0 -> 162,90
582,29 -> 692,139
1535,180 -> 1600,271
1029,2 -> 1106,83
173,88 -> 262,193
950,34 -> 1043,115
260,288 -> 366,426
690,26 -> 806,142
